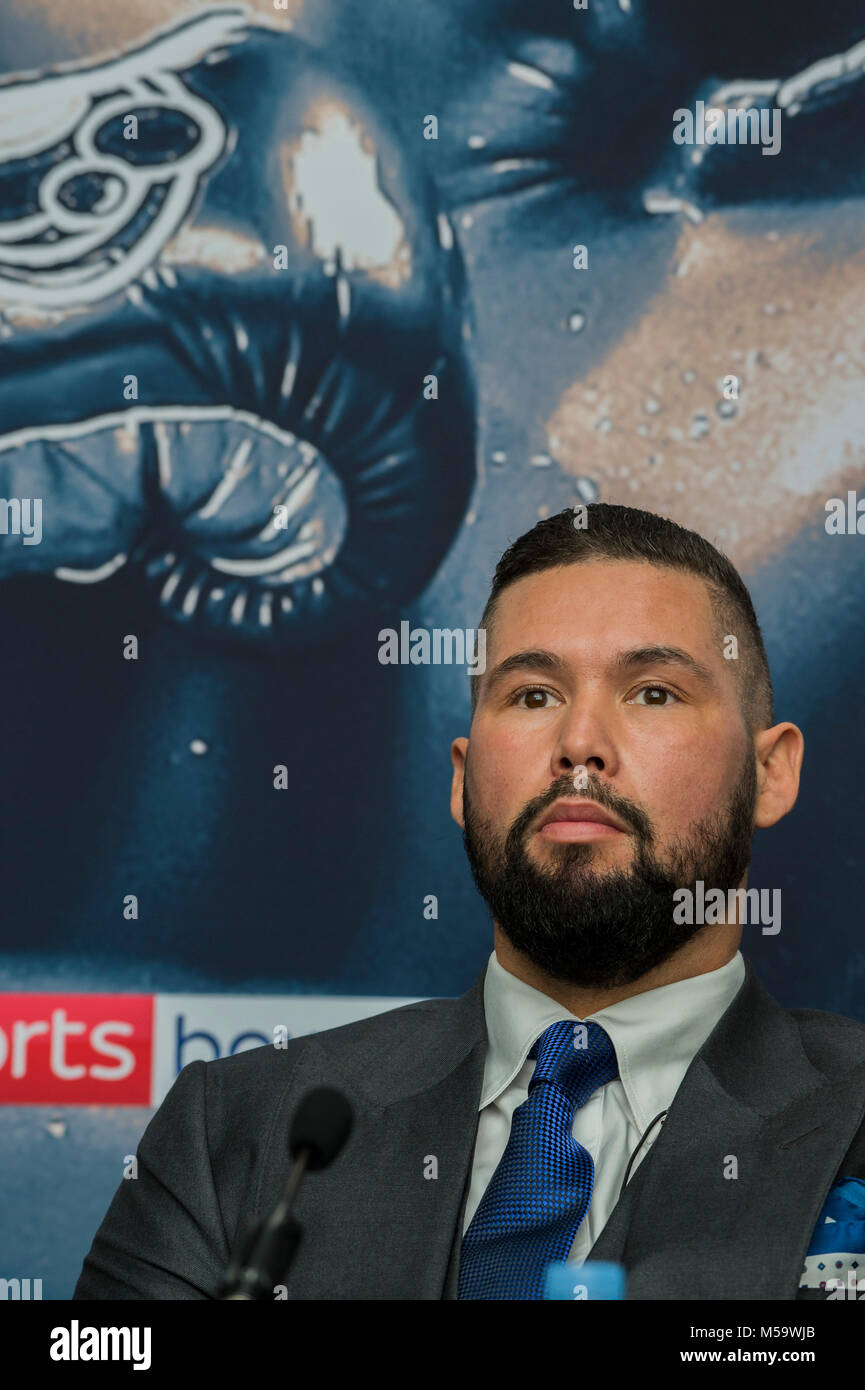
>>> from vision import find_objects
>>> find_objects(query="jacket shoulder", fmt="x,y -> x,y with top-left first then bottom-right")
787,1004 -> 865,1075
201,993 -> 461,1088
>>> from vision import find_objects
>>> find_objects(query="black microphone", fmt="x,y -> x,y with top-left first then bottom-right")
290,1086 -> 354,1170
220,1086 -> 353,1300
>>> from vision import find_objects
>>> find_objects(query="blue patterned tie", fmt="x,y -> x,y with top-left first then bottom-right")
458,1018 -> 619,1300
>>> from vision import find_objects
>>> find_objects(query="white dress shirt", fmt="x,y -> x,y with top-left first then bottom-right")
462,948 -> 746,1264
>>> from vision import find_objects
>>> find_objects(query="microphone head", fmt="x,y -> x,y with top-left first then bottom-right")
289,1087 -> 353,1171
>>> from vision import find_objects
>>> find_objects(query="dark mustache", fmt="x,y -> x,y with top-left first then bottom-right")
520,774 -> 653,841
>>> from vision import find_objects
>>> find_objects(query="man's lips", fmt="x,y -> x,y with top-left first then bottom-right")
535,800 -> 627,842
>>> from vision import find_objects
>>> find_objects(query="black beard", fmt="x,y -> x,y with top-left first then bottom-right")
461,757 -> 757,990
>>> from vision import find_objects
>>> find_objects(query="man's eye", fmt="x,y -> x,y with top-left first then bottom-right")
629,685 -> 680,706
511,686 -> 560,709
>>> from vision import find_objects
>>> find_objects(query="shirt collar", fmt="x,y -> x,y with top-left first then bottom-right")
481,947 -> 747,1131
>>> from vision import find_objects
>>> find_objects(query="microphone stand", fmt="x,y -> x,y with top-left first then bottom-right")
219,1149 -> 309,1301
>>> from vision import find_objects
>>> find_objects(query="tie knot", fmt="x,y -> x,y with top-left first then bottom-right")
527,1018 -> 618,1110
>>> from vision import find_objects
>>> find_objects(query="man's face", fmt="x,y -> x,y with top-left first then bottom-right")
451,559 -> 758,988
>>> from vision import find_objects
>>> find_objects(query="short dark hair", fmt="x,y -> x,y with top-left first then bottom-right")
470,503 -> 774,732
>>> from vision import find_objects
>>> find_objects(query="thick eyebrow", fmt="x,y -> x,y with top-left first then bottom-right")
612,645 -> 717,687
482,645 -> 717,697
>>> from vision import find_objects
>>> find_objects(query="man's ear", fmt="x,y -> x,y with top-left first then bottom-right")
753,722 -> 804,829
450,736 -> 468,829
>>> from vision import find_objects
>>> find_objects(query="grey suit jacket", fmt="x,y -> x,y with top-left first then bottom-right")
74,957 -> 865,1300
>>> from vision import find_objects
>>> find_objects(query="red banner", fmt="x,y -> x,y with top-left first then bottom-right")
0,994 -> 154,1104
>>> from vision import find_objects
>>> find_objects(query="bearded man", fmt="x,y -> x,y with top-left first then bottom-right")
75,504 -> 865,1301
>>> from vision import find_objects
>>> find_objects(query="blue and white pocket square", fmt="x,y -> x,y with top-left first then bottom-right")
799,1175 -> 865,1294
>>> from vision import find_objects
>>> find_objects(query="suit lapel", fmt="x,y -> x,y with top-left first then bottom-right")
592,960 -> 865,1298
